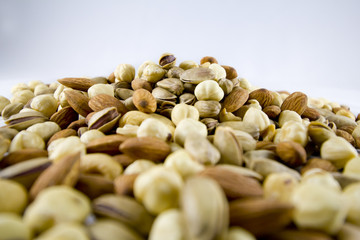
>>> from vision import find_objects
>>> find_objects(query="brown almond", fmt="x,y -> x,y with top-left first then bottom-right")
75,174 -> 114,199
276,141 -> 307,168
223,87 -> 249,112
301,107 -> 320,121
221,65 -> 238,79
47,129 -> 77,146
281,92 -> 308,115
50,106 -> 78,129
58,77 -> 95,91
336,129 -> 355,146
0,149 -> 48,168
131,78 -> 153,92
87,134 -> 129,155
29,152 -> 81,200
66,118 -> 87,131
301,158 -> 337,174
108,72 -> 116,83
89,94 -> 127,115
338,125 -> 356,135
229,198 -> 293,237
64,89 -> 93,117
249,88 -> 274,108
114,173 -> 138,197
199,166 -> 263,199
119,137 -> 171,162
263,105 -> 281,119
200,56 -> 218,64
132,89 -> 157,113
113,154 -> 136,168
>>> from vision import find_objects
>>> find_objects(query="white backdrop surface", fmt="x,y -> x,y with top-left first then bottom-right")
1,0 -> 360,113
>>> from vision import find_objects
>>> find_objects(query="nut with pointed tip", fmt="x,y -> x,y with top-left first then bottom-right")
132,89 -> 157,113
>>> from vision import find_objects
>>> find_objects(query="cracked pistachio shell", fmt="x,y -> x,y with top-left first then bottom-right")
152,87 -> 177,102
30,94 -> 58,118
213,126 -> 243,165
141,64 -> 166,83
219,121 -> 260,140
114,63 -> 135,83
194,100 -> 221,118
88,83 -> 114,98
27,121 -> 61,142
88,107 -> 120,133
23,186 -> 91,234
180,67 -> 216,84
194,80 -> 224,101
9,130 -> 45,152
0,179 -> 28,214
171,103 -> 199,126
159,53 -> 176,69
88,219 -> 144,240
134,166 -> 183,215
208,63 -> 226,80
5,111 -> 48,131
34,84 -> 52,96
320,136 -> 358,169
164,149 -> 204,179
263,172 -> 299,204
218,78 -> 234,95
308,121 -> 336,146
291,183 -> 348,234
149,209 -> 185,240
179,93 -> 196,105
174,118 -> 207,146
156,78 -> 184,95
137,118 -> 172,141
243,107 -> 270,132
184,132 -> 221,165
278,120 -> 308,147
35,223 -> 88,240
48,136 -> 86,163
0,213 -> 31,240
2,102 -> 24,120
123,159 -> 156,175
11,83 -> 30,94
278,110 -> 302,127
167,66 -> 184,79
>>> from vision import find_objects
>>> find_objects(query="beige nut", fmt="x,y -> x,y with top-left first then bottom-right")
174,118 -> 207,146
263,172 -> 299,204
124,160 -> 156,175
0,213 -> 32,240
194,80 -> 224,101
27,121 -> 61,142
88,219 -> 143,240
48,136 -> 86,163
80,153 -> 123,180
0,95 -> 10,114
0,179 -> 28,214
30,94 -> 58,117
343,183 -> 360,226
171,103 -> 199,126
184,132 -> 220,165
35,223 -> 88,240
149,209 -> 185,240
11,89 -> 34,105
88,83 -> 114,98
137,118 -> 172,141
9,130 -> 45,152
114,63 -> 136,83
134,166 -> 183,215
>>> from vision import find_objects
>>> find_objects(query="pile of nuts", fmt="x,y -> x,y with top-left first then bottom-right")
1,53 -> 360,239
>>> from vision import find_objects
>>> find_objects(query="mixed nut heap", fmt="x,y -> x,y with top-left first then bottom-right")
1,53 -> 360,240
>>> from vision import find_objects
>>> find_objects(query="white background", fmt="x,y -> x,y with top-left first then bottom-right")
1,0 -> 360,113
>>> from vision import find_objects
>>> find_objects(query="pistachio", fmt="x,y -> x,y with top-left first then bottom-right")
156,78 -> 184,95
0,136 -> 11,161
93,194 -> 154,235
179,93 -> 196,105
0,95 -> 10,114
35,223 -> 89,240
159,53 -> 176,69
11,89 -> 34,105
134,166 -> 183,215
201,117 -> 219,134
167,66 -> 185,78
5,110 -> 47,131
30,94 -> 58,118
179,60 -> 199,70
115,88 -> 134,100
88,107 -> 120,133
1,102 -> 24,120
213,126 -> 243,165
218,78 -> 234,95
308,121 -> 336,146
114,63 -> 136,83
180,67 -> 216,84
194,100 -> 221,118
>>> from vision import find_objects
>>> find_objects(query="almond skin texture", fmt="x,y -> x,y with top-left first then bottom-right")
114,173 -> 138,197
0,149 -> 48,168
276,141 -> 307,168
58,77 -> 95,91
89,94 -> 127,115
86,134 -> 129,155
249,88 -> 274,108
75,174 -> 114,199
301,107 -> 320,121
223,88 -> 249,112
263,105 -> 281,119
50,106 -> 78,129
64,89 -> 93,117
281,92 -> 308,115
221,65 -> 238,79
229,198 -> 293,237
132,89 -> 157,113
119,137 -> 171,162
199,166 -> 263,199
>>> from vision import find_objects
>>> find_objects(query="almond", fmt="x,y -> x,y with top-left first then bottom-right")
87,134 -> 129,155
281,91 -> 308,115
131,78 -> 153,92
276,141 -> 307,168
199,166 -> 263,199
29,152 -> 81,200
301,107 -> 320,121
229,198 -> 293,237
108,72 -> 116,83
223,87 -> 249,112
64,89 -> 93,117
58,77 -> 95,91
89,94 -> 127,115
66,119 -> 87,131
47,129 -> 77,146
75,174 -> 114,199
119,137 -> 171,162
114,173 -> 138,197
249,88 -> 274,108
50,106 -> 78,129
0,148 -> 48,168
113,154 -> 136,168
132,89 -> 157,113
221,65 -> 238,79
200,56 -> 218,64
263,105 -> 281,119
